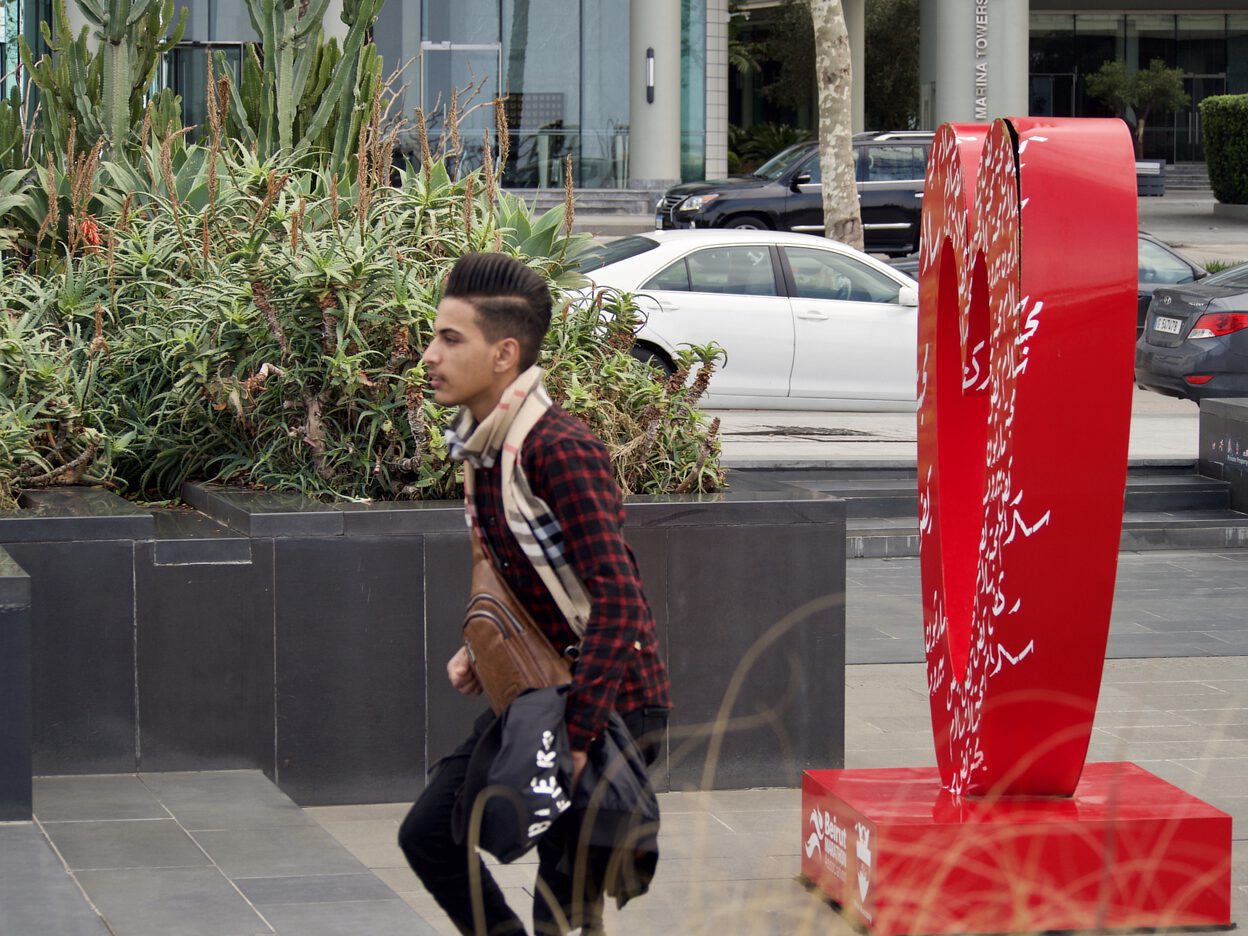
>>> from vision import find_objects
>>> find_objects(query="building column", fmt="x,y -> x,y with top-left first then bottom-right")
843,0 -> 864,132
989,0 -> 1028,119
919,0 -> 1029,127
705,0 -> 729,180
629,0 -> 681,191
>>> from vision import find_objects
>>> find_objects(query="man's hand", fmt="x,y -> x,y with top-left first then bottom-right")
570,750 -> 588,791
447,645 -> 482,696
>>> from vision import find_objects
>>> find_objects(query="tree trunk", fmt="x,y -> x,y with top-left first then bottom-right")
1134,110 -> 1148,160
810,0 -> 862,249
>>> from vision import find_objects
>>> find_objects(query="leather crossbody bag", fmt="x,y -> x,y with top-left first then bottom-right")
463,528 -> 575,714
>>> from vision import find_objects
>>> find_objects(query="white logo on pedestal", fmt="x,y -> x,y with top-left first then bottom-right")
805,807 -> 848,881
855,822 -> 873,903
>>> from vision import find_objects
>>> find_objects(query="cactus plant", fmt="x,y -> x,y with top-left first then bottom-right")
0,87 -> 31,172
217,0 -> 385,178
19,0 -> 186,159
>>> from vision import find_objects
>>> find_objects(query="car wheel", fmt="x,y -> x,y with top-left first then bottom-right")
723,215 -> 770,230
630,346 -> 676,377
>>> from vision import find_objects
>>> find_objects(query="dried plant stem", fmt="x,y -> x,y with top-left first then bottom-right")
448,88 -> 461,178
563,154 -> 575,239
89,304 -> 110,356
416,108 -> 432,188
251,281 -> 291,355
303,390 -> 333,482
20,440 -> 99,487
35,152 -> 59,251
676,417 -> 719,493
241,362 -> 284,396
463,173 -> 475,237
494,98 -> 510,174
481,128 -> 496,220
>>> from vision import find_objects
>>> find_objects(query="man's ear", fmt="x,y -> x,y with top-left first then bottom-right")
493,336 -> 522,373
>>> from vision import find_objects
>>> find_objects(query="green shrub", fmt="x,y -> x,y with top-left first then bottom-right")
728,122 -> 811,175
1204,258 -> 1247,275
1201,94 -> 1248,205
0,130 -> 724,506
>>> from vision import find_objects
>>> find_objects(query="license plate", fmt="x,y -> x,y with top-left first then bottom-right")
1154,316 -> 1183,335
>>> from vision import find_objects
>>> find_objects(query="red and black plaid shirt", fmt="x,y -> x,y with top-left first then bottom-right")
473,403 -> 672,750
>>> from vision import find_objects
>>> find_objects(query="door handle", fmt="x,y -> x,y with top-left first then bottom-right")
796,310 -> 829,321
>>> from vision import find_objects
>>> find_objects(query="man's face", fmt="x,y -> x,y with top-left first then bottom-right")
422,296 -> 514,419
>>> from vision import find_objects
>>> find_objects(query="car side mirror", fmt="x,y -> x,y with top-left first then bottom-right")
898,285 -> 918,307
792,172 -> 812,189
1194,267 -> 1209,280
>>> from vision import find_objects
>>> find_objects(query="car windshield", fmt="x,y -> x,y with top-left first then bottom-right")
1204,263 -> 1248,289
575,236 -> 660,273
753,143 -> 814,181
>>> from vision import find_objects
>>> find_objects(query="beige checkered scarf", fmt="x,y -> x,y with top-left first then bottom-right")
446,366 -> 590,637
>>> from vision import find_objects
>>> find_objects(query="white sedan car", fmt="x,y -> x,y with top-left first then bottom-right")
577,230 -> 918,411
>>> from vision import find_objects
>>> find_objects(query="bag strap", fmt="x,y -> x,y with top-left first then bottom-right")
463,461 -> 586,644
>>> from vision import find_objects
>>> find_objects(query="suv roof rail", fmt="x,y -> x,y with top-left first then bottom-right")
867,131 -> 935,141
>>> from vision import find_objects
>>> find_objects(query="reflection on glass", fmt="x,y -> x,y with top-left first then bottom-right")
422,0 -> 499,44
421,44 -> 500,175
1177,15 -> 1226,75
1029,13 -> 1076,117
1,0 -> 18,96
165,44 -> 245,144
753,142 -> 810,181
682,0 -> 706,183
1230,17 -> 1248,94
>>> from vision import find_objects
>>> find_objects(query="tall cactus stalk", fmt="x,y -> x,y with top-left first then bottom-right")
20,0 -> 186,159
219,0 -> 385,177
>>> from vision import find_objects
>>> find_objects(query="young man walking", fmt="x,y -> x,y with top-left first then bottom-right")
398,252 -> 672,936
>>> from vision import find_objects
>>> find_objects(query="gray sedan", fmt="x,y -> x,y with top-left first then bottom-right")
1135,262 -> 1248,401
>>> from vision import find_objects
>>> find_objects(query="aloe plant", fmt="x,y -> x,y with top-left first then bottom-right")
0,100 -> 724,504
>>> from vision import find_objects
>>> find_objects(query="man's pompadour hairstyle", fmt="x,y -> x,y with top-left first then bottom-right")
443,253 -> 552,370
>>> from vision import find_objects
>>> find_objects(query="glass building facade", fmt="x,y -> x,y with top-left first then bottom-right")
1030,12 -> 1248,161
123,0 -> 706,188
408,0 -> 706,187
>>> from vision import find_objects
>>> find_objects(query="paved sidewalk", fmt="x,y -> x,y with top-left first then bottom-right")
3,189 -> 1242,935
718,385 -> 1197,468
304,654 -> 1247,936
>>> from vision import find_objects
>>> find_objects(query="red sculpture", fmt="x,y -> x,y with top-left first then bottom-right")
802,117 -> 1232,934
917,117 -> 1137,797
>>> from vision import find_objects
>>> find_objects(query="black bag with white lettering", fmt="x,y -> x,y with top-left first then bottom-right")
452,686 -> 574,863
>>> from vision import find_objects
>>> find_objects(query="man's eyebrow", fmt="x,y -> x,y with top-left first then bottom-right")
434,325 -> 463,337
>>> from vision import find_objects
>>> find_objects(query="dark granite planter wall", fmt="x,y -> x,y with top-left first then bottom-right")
3,483 -> 846,807
0,548 -> 32,820
0,490 -> 151,775
1199,398 -> 1248,512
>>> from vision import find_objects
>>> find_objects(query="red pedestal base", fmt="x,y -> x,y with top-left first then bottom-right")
801,762 -> 1232,936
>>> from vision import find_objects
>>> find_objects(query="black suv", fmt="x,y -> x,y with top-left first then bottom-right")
655,131 -> 933,257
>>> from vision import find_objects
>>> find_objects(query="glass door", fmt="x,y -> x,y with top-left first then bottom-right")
163,43 -> 245,144
1029,74 -> 1075,116
419,42 -> 501,176
1179,74 -> 1226,162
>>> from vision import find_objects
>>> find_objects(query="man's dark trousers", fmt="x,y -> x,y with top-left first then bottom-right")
399,708 -> 665,936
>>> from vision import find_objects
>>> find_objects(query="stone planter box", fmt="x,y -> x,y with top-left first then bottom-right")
0,547 -> 31,820
1199,398 -> 1248,512
1136,159 -> 1166,196
1,483 -> 846,806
